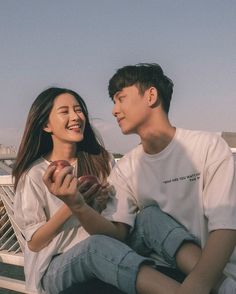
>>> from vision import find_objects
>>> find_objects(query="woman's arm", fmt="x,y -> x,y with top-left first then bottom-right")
28,204 -> 72,252
43,165 -> 130,241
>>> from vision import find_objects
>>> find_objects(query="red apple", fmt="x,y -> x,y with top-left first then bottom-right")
49,160 -> 71,182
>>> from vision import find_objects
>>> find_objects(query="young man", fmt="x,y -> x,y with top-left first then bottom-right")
102,63 -> 236,293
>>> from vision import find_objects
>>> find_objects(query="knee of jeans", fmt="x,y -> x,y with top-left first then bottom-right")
138,204 -> 161,219
85,235 -> 107,248
85,235 -> 118,253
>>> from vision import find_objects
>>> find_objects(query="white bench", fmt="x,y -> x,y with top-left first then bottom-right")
0,175 -> 36,293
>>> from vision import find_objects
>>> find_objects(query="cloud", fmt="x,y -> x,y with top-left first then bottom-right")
0,128 -> 22,149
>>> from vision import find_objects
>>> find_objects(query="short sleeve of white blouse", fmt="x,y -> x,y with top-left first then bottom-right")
14,171 -> 47,241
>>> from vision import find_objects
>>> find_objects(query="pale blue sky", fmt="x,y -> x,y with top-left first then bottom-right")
0,0 -> 235,153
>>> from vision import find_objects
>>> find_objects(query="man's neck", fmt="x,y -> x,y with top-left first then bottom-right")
140,125 -> 176,155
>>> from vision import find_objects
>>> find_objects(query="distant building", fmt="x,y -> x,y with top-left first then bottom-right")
0,144 -> 16,175
222,132 -> 236,148
221,132 -> 236,161
0,144 -> 16,155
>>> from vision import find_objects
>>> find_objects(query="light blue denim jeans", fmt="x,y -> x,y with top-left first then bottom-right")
42,235 -> 153,294
42,205 -> 199,294
127,205 -> 199,266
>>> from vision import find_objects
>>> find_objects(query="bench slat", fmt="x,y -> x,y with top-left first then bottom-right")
0,275 -> 36,294
0,176 -> 36,293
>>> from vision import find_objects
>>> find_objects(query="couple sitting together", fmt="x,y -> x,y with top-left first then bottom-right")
13,63 -> 236,294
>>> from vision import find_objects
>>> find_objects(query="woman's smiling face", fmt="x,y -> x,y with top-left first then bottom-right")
44,93 -> 86,144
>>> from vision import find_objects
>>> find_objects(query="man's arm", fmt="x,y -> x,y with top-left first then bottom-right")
176,229 -> 236,294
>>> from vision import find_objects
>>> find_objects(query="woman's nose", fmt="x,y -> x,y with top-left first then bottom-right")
70,110 -> 81,120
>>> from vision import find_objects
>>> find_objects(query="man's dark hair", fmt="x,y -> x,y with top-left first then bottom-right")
108,63 -> 174,113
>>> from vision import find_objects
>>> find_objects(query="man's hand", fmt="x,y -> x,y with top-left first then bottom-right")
43,164 -> 85,208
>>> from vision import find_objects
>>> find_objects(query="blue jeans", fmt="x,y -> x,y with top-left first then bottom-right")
42,205 -> 198,294
42,235 -> 153,294
127,205 -> 199,266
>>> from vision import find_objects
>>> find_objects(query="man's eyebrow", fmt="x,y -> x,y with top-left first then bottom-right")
114,91 -> 122,98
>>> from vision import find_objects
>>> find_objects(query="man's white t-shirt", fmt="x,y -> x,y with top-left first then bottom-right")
103,128 -> 236,279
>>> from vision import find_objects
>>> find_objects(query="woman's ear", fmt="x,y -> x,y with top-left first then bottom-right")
147,87 -> 160,107
43,123 -> 52,134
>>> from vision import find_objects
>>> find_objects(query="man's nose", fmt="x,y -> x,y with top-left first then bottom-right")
112,104 -> 119,117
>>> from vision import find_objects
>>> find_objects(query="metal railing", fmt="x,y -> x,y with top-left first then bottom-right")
0,175 -> 35,293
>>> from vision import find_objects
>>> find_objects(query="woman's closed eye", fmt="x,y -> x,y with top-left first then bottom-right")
74,107 -> 82,113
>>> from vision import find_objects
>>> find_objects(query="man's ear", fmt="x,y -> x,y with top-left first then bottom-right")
147,87 -> 160,107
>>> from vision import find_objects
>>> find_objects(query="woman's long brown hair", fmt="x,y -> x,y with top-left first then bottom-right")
12,87 -> 111,190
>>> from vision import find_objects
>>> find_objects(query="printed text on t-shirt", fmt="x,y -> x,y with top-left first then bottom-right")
163,173 -> 200,184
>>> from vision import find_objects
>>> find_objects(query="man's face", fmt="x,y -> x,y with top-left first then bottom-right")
112,85 -> 151,135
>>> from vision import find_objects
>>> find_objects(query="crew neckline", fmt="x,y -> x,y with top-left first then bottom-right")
41,157 -> 77,166
141,128 -> 180,160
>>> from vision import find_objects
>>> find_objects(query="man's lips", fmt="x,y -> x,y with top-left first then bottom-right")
117,118 -> 124,124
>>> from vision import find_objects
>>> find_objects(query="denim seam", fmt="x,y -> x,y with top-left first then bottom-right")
45,247 -> 119,278
161,227 -> 198,266
117,250 -> 154,294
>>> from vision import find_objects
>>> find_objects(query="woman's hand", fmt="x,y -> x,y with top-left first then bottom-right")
43,164 -> 85,209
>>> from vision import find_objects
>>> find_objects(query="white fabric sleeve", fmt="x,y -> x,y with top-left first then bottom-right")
14,174 -> 47,241
203,136 -> 236,232
102,165 -> 137,227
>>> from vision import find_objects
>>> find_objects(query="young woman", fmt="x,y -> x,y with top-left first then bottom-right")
13,87 -> 201,294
